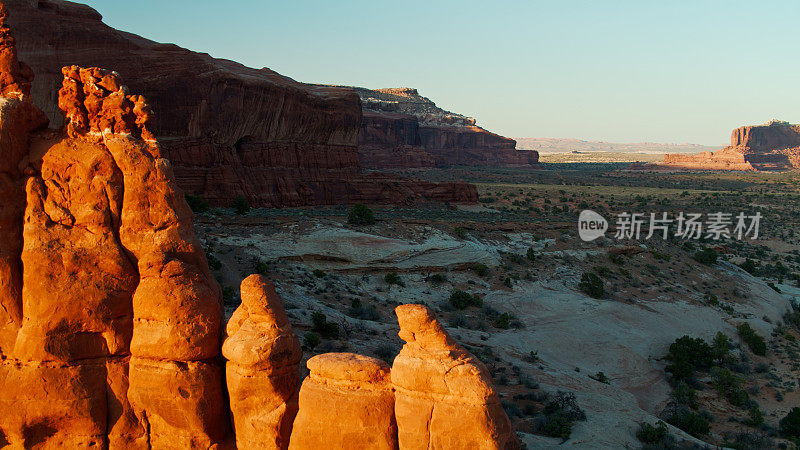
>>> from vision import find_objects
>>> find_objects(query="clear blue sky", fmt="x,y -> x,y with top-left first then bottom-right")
82,0 -> 800,145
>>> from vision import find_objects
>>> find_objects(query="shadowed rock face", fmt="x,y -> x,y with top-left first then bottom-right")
662,121 -> 800,171
5,0 -> 477,207
357,87 -> 540,169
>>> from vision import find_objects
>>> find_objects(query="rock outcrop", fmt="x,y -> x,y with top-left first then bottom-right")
0,8 -> 226,442
223,274 -> 302,450
289,353 -> 397,450
392,304 -> 519,450
356,87 -> 539,168
5,0 -> 476,207
660,120 -> 800,171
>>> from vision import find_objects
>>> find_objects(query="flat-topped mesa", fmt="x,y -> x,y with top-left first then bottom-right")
392,304 -> 520,450
289,353 -> 397,450
661,120 -> 800,171
59,65 -> 155,142
223,274 -> 302,450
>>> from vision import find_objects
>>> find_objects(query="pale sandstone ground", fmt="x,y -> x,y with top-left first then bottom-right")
195,208 -> 799,448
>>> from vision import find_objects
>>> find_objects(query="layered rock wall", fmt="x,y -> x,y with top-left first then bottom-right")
5,0 -> 476,206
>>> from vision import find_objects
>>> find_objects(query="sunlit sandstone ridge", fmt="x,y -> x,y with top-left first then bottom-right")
660,120 -> 800,171
0,6 -> 516,447
4,0 -> 479,207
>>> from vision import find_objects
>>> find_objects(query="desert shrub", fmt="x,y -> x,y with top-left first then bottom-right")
636,420 -> 671,446
665,335 -> 713,381
426,273 -> 447,284
449,290 -> 482,310
232,195 -> 250,215
509,253 -> 526,265
594,266 -> 612,278
384,272 -> 404,286
221,285 -> 236,301
578,272 -> 604,298
693,248 -> 718,265
347,299 -> 381,321
590,371 -> 609,384
312,269 -> 326,278
780,407 -> 800,438
453,227 -> 468,239
667,408 -> 710,438
739,258 -> 758,275
311,312 -> 339,339
711,331 -> 732,363
205,250 -> 222,271
347,203 -> 375,225
608,253 -> 624,265
737,323 -> 767,356
185,194 -> 209,213
374,343 -> 397,364
303,332 -> 320,350
672,381 -> 697,408
543,391 -> 586,421
493,312 -> 511,330
254,260 -> 269,275
711,367 -> 750,408
745,405 -> 764,427
526,247 -> 537,262
538,413 -> 572,440
472,263 -> 489,277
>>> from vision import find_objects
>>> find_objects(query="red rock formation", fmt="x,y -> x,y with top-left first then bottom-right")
5,0 -> 476,207
357,87 -> 539,169
289,353 -> 397,450
661,121 -> 800,171
223,274 -> 302,450
0,16 -> 226,442
392,304 -> 519,450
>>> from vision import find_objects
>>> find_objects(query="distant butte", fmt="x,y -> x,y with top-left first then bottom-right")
656,120 -> 800,171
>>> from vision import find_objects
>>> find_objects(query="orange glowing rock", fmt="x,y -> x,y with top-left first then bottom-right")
223,274 -> 302,449
392,304 -> 520,450
289,352 -> 397,450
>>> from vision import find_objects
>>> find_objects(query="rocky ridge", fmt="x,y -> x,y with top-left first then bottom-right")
354,86 -> 539,168
5,0 -> 476,207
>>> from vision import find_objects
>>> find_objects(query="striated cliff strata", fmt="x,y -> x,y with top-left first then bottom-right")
660,120 -> 800,171
5,0 -> 476,207
356,87 -> 539,168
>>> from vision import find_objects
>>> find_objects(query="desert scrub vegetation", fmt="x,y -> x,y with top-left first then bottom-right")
737,323 -> 767,356
693,247 -> 718,265
383,271 -> 404,287
185,194 -> 209,213
232,195 -> 250,215
471,263 -> 489,277
311,311 -> 339,339
532,391 -> 587,441
636,420 -> 674,448
578,272 -> 604,298
781,407 -> 800,439
448,289 -> 483,310
347,203 -> 375,225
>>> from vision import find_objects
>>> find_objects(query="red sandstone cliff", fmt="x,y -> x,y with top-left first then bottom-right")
356,87 -> 539,168
660,120 -> 800,171
5,0 -> 476,206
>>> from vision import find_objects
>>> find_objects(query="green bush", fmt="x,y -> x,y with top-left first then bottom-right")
667,408 -> 710,438
737,323 -> 767,356
185,194 -> 209,213
636,420 -> 670,445
526,247 -> 537,262
780,407 -> 800,438
303,332 -> 320,350
672,382 -> 697,408
711,367 -> 750,408
472,263 -> 489,277
578,272 -> 604,298
426,273 -> 447,284
384,272 -> 404,286
746,405 -> 764,427
347,203 -> 375,225
449,290 -> 482,310
493,312 -> 511,330
665,335 -> 713,381
205,250 -> 222,271
255,261 -> 269,275
539,413 -> 572,440
711,331 -> 731,363
311,312 -> 339,339
312,269 -> 326,278
233,195 -> 250,215
693,248 -> 718,265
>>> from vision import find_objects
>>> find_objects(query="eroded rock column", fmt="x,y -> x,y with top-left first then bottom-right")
288,353 -> 397,450
222,274 -> 302,450
392,304 -> 519,450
